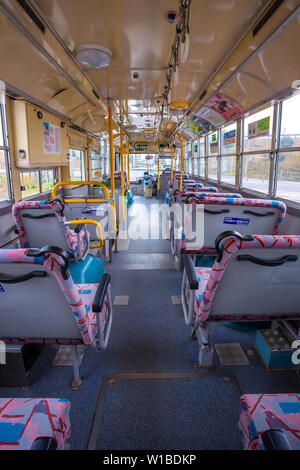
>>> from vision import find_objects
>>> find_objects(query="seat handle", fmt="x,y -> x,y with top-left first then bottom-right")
93,273 -> 111,313
26,246 -> 70,280
204,209 -> 230,215
0,271 -> 47,284
215,231 -> 254,262
243,210 -> 274,217
237,254 -> 297,266
23,213 -> 56,219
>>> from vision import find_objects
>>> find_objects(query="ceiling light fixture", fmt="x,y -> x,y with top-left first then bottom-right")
76,45 -> 112,69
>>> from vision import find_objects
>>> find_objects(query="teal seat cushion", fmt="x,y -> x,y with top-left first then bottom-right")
69,255 -> 105,284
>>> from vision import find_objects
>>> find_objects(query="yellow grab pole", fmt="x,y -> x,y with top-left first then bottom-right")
108,102 -> 117,232
51,181 -> 110,200
120,128 -> 125,220
127,142 -> 130,187
177,133 -> 184,191
157,151 -> 160,190
171,144 -> 174,183
124,142 -> 131,191
69,219 -> 103,248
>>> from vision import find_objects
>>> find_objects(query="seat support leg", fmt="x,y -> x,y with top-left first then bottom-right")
195,322 -> 214,368
71,345 -> 82,391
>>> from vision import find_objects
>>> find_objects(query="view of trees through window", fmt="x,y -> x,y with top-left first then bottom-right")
0,150 -> 8,201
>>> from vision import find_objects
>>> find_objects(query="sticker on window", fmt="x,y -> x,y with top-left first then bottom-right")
0,285 -> 4,293
224,217 -> 250,226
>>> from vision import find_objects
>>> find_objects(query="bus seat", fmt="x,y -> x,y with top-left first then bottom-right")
0,398 -> 71,450
13,200 -> 89,263
182,233 -> 300,366
239,393 -> 300,450
176,197 -> 286,255
170,196 -> 285,261
0,246 -> 113,389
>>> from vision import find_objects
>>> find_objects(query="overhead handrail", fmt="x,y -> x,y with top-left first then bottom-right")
51,181 -> 110,203
69,219 -> 104,249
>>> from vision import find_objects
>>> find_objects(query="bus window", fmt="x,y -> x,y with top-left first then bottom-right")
280,94 -> 300,150
207,156 -> 218,181
199,158 -> 205,178
41,169 -> 56,192
91,150 -> 101,179
220,155 -> 235,185
69,149 -> 85,181
242,153 -> 270,193
220,123 -> 237,185
0,150 -> 9,201
20,171 -> 40,198
275,94 -> 300,202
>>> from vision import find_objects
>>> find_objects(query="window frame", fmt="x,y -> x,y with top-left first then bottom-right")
20,168 -> 58,200
0,96 -> 13,205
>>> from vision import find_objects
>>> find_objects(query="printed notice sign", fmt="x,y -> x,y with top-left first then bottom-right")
43,122 -> 61,154
224,129 -> 236,145
248,116 -> 270,140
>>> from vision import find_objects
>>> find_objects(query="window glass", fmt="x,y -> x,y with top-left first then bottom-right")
199,137 -> 205,156
207,157 -> 218,180
220,156 -> 236,185
221,122 -> 237,155
0,150 -> 9,201
41,169 -> 55,192
280,94 -> 300,149
276,151 -> 300,203
0,109 -> 3,147
208,133 -> 218,156
242,154 -> 270,193
199,158 -> 205,177
20,171 -> 40,198
91,150 -> 101,179
69,149 -> 85,181
243,105 -> 273,152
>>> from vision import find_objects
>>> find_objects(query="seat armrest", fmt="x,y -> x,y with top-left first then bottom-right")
261,429 -> 292,450
92,273 -> 111,313
183,255 -> 198,290
30,437 -> 58,450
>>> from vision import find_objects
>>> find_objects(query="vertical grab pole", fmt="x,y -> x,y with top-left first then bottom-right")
157,150 -> 160,191
177,133 -> 183,191
171,144 -> 174,183
108,101 -> 117,232
127,141 -> 130,186
120,128 -> 125,220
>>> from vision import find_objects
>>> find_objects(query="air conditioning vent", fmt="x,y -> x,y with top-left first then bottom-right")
253,0 -> 284,37
16,0 -> 46,34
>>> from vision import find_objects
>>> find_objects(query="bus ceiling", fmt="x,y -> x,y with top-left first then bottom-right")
0,0 -> 299,142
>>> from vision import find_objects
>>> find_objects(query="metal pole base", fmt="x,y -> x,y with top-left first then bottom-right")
71,378 -> 83,391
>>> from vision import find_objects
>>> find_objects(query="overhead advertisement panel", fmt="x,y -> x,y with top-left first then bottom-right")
182,93 -> 244,141
206,93 -> 244,121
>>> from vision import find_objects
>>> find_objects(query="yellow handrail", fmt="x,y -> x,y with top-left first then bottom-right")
124,142 -> 131,191
157,152 -> 160,190
171,144 -> 174,183
120,128 -> 126,220
51,181 -> 110,201
69,219 -> 104,249
108,103 -> 117,232
177,133 -> 184,191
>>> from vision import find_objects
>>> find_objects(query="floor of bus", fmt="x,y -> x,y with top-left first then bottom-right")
1,196 -> 300,449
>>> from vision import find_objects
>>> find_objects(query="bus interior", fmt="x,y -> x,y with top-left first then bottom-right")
1,0 -> 300,453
